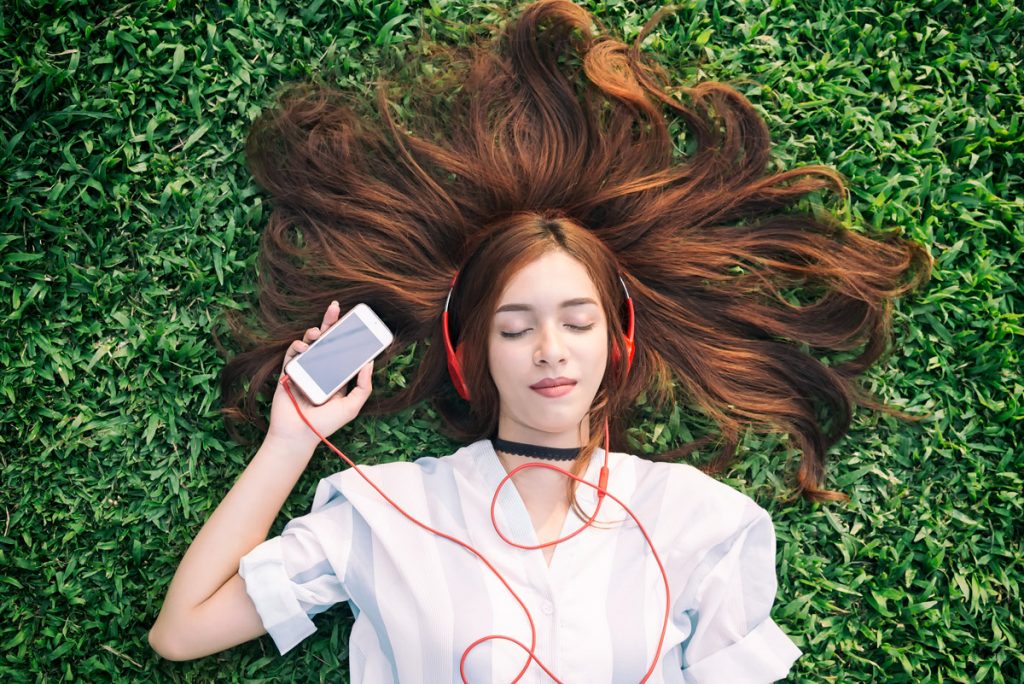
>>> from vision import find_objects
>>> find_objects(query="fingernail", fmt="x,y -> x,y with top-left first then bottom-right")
331,300 -> 338,308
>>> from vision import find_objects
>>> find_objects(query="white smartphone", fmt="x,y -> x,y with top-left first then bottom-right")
284,303 -> 394,406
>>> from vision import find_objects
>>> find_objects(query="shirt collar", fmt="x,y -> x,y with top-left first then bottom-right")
471,438 -> 612,506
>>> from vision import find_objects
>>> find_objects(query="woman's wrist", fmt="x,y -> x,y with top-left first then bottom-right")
260,430 -> 320,462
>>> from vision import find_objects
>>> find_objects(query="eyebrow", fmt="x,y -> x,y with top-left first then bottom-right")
495,297 -> 599,314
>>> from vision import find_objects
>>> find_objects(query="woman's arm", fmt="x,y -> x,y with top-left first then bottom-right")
148,301 -> 374,660
147,434 -> 316,659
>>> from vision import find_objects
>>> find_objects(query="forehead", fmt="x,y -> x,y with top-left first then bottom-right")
496,251 -> 599,308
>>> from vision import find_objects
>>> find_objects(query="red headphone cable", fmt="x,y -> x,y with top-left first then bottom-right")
278,373 -> 671,683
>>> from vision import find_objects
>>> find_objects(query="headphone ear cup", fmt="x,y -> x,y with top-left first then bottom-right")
621,288 -> 636,376
450,342 -> 471,402
610,338 -> 634,378
442,306 -> 471,402
623,337 -> 635,374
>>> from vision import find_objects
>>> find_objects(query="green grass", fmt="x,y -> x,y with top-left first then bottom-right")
2,0 -> 1021,681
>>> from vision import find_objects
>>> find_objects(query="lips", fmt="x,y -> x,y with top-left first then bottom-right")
532,383 -> 575,398
530,377 -> 576,389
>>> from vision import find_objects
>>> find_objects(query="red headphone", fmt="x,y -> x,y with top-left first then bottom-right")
442,270 -> 636,401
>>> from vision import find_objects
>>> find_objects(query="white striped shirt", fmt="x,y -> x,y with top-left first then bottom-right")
238,438 -> 802,682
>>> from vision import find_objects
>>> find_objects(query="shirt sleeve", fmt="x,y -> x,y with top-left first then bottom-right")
238,476 -> 354,655
679,508 -> 803,683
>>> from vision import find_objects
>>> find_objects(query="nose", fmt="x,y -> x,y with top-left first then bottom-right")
534,320 -> 568,366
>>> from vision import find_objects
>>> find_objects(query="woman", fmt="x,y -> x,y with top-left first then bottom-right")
148,0 -> 931,680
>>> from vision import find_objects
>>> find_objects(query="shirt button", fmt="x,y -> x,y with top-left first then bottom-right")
541,601 -> 555,615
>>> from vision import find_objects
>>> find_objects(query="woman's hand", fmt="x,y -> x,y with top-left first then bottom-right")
267,301 -> 375,451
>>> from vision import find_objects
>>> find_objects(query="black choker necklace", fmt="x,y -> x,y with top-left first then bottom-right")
491,437 -> 581,461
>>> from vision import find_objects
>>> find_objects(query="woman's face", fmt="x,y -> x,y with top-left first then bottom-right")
488,250 -> 609,446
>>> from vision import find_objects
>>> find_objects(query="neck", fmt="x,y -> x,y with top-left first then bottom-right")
495,415 -> 590,451
492,436 -> 582,462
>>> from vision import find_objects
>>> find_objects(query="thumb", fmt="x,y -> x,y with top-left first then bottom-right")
345,360 -> 374,402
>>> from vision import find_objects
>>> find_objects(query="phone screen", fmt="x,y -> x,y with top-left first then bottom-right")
301,312 -> 382,394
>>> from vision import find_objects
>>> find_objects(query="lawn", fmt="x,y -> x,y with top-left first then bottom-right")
1,0 -> 1021,681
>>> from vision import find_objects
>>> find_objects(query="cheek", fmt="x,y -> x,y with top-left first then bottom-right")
591,327 -> 611,362
488,338 -> 505,366
487,339 -> 520,386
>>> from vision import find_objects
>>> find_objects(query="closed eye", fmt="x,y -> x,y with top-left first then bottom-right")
500,324 -> 595,339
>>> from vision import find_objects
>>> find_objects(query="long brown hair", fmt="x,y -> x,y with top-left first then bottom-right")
217,0 -> 932,504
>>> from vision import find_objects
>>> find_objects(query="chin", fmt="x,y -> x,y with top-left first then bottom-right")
528,411 -> 589,432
